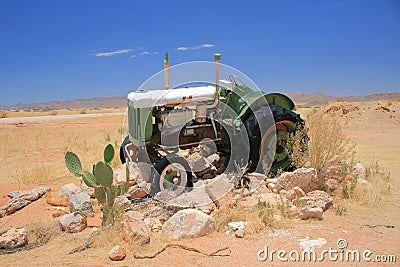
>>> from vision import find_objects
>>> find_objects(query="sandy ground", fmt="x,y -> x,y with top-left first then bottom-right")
0,102 -> 399,266
0,112 -> 125,124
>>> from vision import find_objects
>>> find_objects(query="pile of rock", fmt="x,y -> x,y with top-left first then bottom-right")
48,183 -> 94,233
0,187 -> 49,218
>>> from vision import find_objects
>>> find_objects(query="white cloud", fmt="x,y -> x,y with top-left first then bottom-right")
200,43 -> 215,48
94,48 -> 132,57
130,51 -> 159,59
177,43 -> 215,51
177,46 -> 189,51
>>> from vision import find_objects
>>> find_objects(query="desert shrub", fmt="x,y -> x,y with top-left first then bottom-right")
49,110 -> 58,116
287,107 -> 355,171
334,205 -> 348,216
0,110 -> 8,118
80,109 -> 87,114
353,161 -> 391,206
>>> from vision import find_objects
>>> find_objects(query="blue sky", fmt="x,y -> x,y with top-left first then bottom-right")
0,0 -> 399,105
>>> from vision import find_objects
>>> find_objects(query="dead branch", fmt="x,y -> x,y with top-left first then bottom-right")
133,243 -> 230,259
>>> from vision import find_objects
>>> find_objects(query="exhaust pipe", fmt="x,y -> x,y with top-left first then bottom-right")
164,52 -> 170,90
214,53 -> 221,99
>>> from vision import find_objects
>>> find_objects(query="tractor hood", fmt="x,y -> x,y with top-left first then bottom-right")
128,86 -> 216,108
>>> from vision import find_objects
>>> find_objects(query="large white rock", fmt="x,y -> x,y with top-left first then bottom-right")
0,228 -> 28,249
162,209 -> 215,239
69,191 -> 93,217
276,168 -> 324,193
59,212 -> 87,233
58,183 -> 80,199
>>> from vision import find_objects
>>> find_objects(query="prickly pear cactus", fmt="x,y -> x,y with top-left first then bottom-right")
64,144 -> 129,226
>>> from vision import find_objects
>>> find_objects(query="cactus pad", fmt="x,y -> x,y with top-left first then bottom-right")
94,187 -> 106,204
103,144 -> 115,164
82,170 -> 99,188
65,151 -> 83,177
94,161 -> 113,186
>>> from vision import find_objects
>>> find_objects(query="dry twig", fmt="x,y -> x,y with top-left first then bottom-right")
133,243 -> 230,259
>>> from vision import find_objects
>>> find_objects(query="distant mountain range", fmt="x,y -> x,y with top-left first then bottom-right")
1,92 -> 399,110
286,92 -> 400,106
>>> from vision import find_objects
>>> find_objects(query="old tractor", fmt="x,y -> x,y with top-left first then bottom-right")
120,53 -> 305,196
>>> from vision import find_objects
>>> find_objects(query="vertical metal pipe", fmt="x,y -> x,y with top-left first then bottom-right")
214,53 -> 221,99
164,52 -> 170,90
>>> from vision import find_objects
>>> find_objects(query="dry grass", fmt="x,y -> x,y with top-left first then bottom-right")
353,162 -> 392,207
2,107 -> 125,118
213,193 -> 294,235
288,107 -> 356,171
0,114 -> 125,185
0,110 -> 8,118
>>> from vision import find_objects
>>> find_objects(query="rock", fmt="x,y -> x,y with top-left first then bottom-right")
352,162 -> 366,180
52,207 -> 67,218
293,186 -> 306,198
126,184 -> 148,200
238,195 -> 261,211
127,162 -> 152,183
235,229 -> 245,238
300,190 -> 333,211
298,207 -> 324,220
0,187 -> 50,218
121,211 -> 150,244
276,168 -> 324,193
168,186 -> 213,208
286,190 -> 296,201
113,164 -> 127,185
69,191 -> 93,217
187,152 -> 210,173
46,191 -> 69,206
154,190 -> 177,203
0,228 -> 28,249
1,198 -> 31,217
129,198 -> 176,223
227,221 -> 246,231
79,182 -> 95,198
279,189 -> 288,199
108,245 -> 126,261
7,187 -> 50,201
58,183 -> 80,199
204,174 -> 234,203
267,183 -> 276,191
59,212 -> 87,233
162,209 -> 215,239
114,196 -> 131,211
325,179 -> 341,192
325,165 -> 345,183
144,218 -> 163,232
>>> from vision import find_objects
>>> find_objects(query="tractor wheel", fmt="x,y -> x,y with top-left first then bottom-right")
119,136 -> 130,164
150,155 -> 193,197
245,105 -> 305,174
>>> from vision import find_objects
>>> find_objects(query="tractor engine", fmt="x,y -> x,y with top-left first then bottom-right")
125,85 -> 230,164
